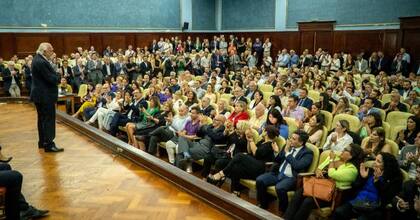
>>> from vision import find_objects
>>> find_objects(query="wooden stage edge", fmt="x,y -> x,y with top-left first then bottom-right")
0,97 -> 281,220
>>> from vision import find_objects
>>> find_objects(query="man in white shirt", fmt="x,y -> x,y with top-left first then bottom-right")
148,105 -> 190,155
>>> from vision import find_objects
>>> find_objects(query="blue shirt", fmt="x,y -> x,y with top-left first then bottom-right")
350,175 -> 381,205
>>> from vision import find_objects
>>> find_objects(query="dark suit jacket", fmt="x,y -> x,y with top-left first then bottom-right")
2,68 -> 21,92
271,145 -> 314,177
210,40 -> 219,51
392,60 -> 409,76
377,57 -> 390,73
102,63 -> 117,78
298,97 -> 313,109
211,54 -> 224,70
196,124 -> 226,146
392,180 -> 419,218
30,54 -> 59,103
201,105 -> 214,117
149,43 -> 159,53
61,66 -> 73,81
231,95 -> 248,105
139,61 -> 152,75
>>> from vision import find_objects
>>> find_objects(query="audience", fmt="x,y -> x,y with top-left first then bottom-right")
3,37 -> 419,219
332,152 -> 402,220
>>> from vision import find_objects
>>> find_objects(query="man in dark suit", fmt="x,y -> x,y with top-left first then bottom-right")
231,86 -> 248,106
256,130 -> 313,213
392,165 -> 420,219
211,50 -> 224,70
376,51 -> 390,73
102,56 -> 117,80
392,54 -> 409,76
139,58 -> 152,76
2,61 -> 21,97
149,39 -> 159,53
30,43 -> 63,152
298,88 -> 313,109
0,163 -> 49,219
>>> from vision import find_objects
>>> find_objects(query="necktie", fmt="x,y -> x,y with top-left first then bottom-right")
278,148 -> 296,178
298,99 -> 304,106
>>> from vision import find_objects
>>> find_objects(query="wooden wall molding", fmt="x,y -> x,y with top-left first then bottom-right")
0,26 -> 417,65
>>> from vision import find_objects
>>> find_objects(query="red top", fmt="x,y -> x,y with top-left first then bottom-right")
228,111 -> 250,127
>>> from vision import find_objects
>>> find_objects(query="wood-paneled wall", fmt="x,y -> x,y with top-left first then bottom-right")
0,18 -> 419,65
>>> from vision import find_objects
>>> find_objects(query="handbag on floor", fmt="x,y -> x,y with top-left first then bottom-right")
303,176 -> 336,212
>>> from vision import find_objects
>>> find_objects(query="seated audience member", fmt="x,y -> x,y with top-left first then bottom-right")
249,103 -> 267,131
404,90 -> 420,107
176,115 -> 227,170
383,90 -> 408,114
58,77 -> 73,95
302,102 -> 321,123
72,84 -> 102,119
171,90 -> 185,113
249,90 -> 264,110
134,101 -> 175,150
201,121 -> 249,179
396,116 -> 420,149
332,97 -> 350,116
184,91 -> 199,109
204,85 -> 217,104
268,95 -> 282,113
303,114 -> 325,147
165,106 -> 201,165
319,92 -> 333,112
399,132 -> 420,179
218,80 -> 232,94
158,87 -> 172,104
358,112 -> 383,139
86,91 -> 123,129
207,125 -> 279,196
255,130 -> 313,213
199,97 -> 214,117
0,163 -> 49,220
146,104 -> 189,154
400,79 -> 413,100
285,144 -> 364,220
357,97 -> 380,120
332,153 -> 403,220
297,88 -> 313,109
126,96 -> 161,150
227,101 -> 250,127
259,109 -> 289,139
230,86 -> 248,106
282,95 -> 305,122
360,88 -> 382,108
362,127 -> 392,161
322,120 -> 353,153
211,100 -> 230,119
109,89 -> 146,136
392,165 -> 420,219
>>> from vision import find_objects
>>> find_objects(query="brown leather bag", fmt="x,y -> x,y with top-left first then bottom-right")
303,176 -> 336,210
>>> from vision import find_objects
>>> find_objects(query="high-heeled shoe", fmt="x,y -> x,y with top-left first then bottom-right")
206,174 -> 226,187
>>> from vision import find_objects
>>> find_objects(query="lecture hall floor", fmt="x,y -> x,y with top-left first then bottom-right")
0,103 -> 230,220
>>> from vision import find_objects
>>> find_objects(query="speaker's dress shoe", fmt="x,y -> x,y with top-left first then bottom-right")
44,146 -> 64,153
20,205 -> 49,220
